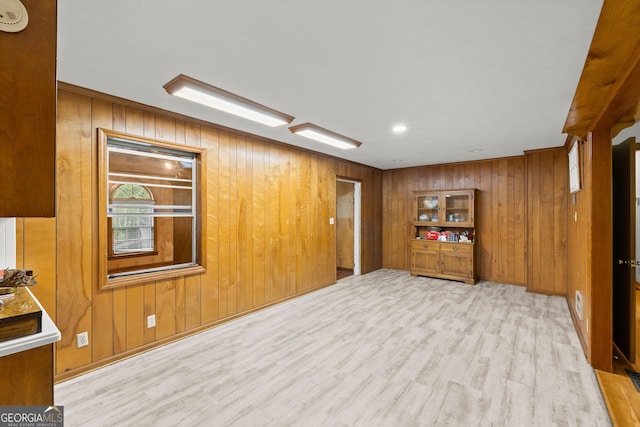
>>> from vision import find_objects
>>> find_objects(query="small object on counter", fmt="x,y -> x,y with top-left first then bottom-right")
0,268 -> 37,287
0,287 -> 42,342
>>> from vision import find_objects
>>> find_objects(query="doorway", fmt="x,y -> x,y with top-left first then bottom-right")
635,147 -> 640,370
612,138 -> 636,364
336,179 -> 361,280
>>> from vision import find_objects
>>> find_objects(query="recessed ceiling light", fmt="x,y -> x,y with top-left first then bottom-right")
392,124 -> 408,134
469,148 -> 483,153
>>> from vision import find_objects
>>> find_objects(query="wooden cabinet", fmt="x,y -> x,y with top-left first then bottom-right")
440,242 -> 474,280
0,0 -> 57,217
414,189 -> 474,227
0,344 -> 54,405
411,240 -> 440,276
411,240 -> 475,284
411,189 -> 476,284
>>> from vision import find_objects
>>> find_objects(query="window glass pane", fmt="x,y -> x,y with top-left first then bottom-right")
111,198 -> 154,254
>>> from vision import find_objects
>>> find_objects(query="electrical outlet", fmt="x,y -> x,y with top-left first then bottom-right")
76,331 -> 89,348
147,314 -> 156,328
575,290 -> 583,320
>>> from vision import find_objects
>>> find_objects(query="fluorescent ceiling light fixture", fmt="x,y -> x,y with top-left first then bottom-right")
163,74 -> 294,127
289,123 -> 362,150
392,124 -> 408,133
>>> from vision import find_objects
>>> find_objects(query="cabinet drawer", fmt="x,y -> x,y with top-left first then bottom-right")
439,243 -> 472,254
412,240 -> 436,250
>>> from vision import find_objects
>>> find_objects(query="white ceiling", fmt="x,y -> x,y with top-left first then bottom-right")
57,0 -> 603,170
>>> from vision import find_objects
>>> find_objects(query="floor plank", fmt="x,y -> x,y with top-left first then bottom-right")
596,351 -> 640,427
55,269 -> 611,426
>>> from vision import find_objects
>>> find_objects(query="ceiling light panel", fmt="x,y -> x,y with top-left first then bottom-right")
163,74 -> 294,127
289,123 -> 362,150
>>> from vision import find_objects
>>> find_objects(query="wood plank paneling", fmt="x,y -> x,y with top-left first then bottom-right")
251,142 -> 267,305
123,108 -> 146,350
91,98 -> 115,362
55,90 -> 93,374
218,131 -> 231,318
382,157 -> 529,286
228,132 -> 238,316
553,148 -> 568,295
514,159 -> 526,284
16,218 -> 56,317
237,135 -> 250,313
201,127 -> 220,325
526,147 -> 568,295
18,86 -> 382,379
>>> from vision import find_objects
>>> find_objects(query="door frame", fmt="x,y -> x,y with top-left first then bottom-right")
336,178 -> 361,276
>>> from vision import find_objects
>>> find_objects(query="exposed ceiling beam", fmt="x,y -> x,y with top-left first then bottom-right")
563,0 -> 640,139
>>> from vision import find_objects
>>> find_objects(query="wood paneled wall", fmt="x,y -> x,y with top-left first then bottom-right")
565,132 -> 613,371
382,157 -> 528,285
17,86 -> 382,379
526,147 -> 568,295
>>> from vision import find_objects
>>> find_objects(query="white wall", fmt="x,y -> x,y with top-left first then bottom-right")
0,218 -> 16,269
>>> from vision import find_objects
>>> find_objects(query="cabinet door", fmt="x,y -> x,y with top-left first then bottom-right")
440,244 -> 473,279
411,242 -> 440,275
415,193 -> 440,223
0,0 -> 57,217
442,190 -> 474,227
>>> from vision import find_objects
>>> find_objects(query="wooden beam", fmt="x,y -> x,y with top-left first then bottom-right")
563,0 -> 640,138
589,129 -> 613,372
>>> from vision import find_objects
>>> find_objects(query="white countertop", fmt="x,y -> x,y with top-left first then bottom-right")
0,288 -> 61,358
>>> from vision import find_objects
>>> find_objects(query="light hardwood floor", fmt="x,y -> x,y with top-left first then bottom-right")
55,269 -> 611,426
596,287 -> 640,427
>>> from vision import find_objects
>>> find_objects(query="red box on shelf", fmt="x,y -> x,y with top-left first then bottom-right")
425,231 -> 439,240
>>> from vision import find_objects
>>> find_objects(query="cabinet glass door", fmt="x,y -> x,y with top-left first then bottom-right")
416,194 -> 440,223
443,193 -> 470,225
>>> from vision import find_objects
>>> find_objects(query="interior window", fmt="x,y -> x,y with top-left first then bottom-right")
98,129 -> 205,289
